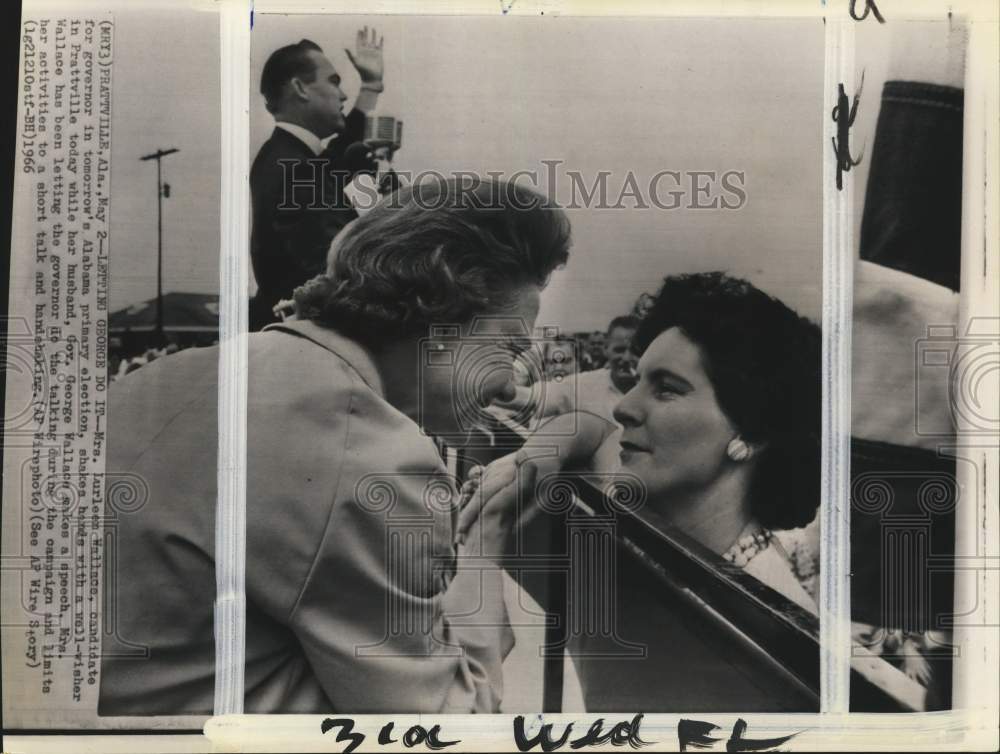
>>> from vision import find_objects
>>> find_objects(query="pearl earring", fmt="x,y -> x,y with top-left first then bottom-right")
727,438 -> 751,462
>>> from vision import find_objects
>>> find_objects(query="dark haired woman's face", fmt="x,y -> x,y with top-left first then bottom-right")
613,327 -> 737,505
419,285 -> 541,438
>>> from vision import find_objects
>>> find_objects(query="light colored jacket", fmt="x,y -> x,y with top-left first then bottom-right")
99,320 -> 510,715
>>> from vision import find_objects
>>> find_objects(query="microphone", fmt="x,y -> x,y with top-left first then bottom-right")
362,113 -> 403,155
358,113 -> 405,196
343,141 -> 377,177
341,140 -> 402,202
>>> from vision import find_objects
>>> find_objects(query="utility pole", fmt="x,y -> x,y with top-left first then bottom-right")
139,147 -> 179,344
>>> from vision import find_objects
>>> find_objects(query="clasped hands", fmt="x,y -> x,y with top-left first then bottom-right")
455,449 -> 561,558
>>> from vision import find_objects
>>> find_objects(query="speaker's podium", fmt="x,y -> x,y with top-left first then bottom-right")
458,417 -> 924,713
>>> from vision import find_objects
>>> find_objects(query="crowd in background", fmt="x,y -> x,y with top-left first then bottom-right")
108,335 -> 218,382
107,290 -> 647,385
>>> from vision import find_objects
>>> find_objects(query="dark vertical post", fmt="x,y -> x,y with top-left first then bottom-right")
139,147 -> 179,346
155,157 -> 163,342
542,508 -> 567,712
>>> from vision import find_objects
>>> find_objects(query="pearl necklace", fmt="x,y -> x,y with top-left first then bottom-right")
721,528 -> 774,568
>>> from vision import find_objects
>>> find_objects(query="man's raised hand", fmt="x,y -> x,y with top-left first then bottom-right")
345,25 -> 384,87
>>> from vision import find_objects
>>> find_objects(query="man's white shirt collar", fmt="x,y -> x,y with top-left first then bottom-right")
275,121 -> 325,156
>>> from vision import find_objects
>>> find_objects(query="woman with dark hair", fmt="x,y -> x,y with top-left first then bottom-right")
100,178 -> 571,715
461,271 -> 821,610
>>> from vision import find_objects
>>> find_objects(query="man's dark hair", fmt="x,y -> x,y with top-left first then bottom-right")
607,315 -> 640,335
294,177 -> 571,346
260,39 -> 323,114
632,272 -> 822,530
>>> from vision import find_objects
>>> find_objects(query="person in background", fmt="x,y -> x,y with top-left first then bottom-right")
602,315 -> 641,390
580,330 -> 607,371
108,344 -> 123,382
250,29 -> 385,331
497,315 -> 640,426
542,335 -> 578,382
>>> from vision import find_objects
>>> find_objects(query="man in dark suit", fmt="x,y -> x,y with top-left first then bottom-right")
250,31 -> 384,331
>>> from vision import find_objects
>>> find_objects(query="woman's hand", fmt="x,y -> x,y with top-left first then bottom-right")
456,411 -> 617,554
456,449 -> 561,557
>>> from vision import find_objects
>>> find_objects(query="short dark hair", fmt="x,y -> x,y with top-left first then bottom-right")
260,39 -> 323,114
632,272 -> 821,530
294,177 -> 571,346
607,315 -> 640,334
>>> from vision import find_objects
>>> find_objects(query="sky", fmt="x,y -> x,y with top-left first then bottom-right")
94,4 -> 831,332
251,14 -> 826,331
97,2 -> 222,313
